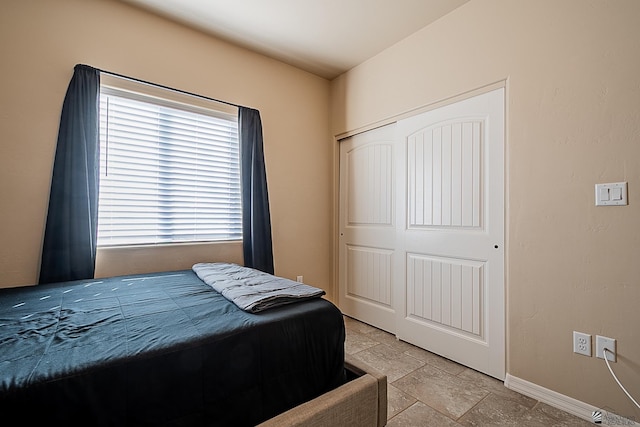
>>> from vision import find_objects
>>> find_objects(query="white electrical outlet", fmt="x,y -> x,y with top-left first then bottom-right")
596,335 -> 616,362
573,331 -> 591,357
296,275 -> 303,283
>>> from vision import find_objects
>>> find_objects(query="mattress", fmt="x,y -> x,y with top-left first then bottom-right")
0,268 -> 346,425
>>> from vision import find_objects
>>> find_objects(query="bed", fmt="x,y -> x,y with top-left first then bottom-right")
0,263 -> 348,426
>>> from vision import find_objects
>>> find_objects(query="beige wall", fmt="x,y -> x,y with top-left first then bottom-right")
331,0 -> 640,419
0,0 -> 333,295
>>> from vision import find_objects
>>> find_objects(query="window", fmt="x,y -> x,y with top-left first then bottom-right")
97,80 -> 241,246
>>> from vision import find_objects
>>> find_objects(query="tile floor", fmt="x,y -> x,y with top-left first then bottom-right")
343,316 -> 594,426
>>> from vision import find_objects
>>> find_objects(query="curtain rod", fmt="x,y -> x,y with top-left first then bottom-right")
80,64 -> 248,110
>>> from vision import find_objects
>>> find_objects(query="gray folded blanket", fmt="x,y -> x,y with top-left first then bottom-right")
192,262 -> 326,313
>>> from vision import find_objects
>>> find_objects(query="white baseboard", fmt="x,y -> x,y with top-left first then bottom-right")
504,374 -> 639,426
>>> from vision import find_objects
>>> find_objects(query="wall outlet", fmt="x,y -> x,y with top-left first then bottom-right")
573,331 -> 592,357
596,335 -> 616,362
296,275 -> 303,283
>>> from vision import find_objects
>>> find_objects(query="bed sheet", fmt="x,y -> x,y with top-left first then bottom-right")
0,269 -> 345,425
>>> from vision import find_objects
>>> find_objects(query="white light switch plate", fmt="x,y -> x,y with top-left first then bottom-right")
595,182 -> 628,206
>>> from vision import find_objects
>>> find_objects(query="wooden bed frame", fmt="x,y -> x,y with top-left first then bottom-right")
259,354 -> 388,427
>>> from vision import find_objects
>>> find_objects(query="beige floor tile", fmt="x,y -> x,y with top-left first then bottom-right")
393,364 -> 490,419
366,329 -> 416,352
458,394 -> 595,427
457,393 -> 534,426
387,402 -> 463,427
345,328 -> 380,355
343,315 -> 378,334
351,343 -> 425,383
387,384 -> 418,420
403,345 -> 467,376
457,368 -> 537,409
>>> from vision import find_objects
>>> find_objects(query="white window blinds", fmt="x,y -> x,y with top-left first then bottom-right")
98,86 -> 241,246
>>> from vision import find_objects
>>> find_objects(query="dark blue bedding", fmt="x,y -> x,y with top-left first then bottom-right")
0,269 -> 346,426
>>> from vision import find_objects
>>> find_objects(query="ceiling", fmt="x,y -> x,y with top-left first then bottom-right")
120,0 -> 469,80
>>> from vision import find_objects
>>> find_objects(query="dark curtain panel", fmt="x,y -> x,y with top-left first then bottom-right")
39,65 -> 100,284
239,107 -> 274,274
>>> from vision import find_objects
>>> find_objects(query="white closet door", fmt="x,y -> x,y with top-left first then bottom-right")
338,87 -> 505,380
395,87 -> 505,380
339,124 -> 397,333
